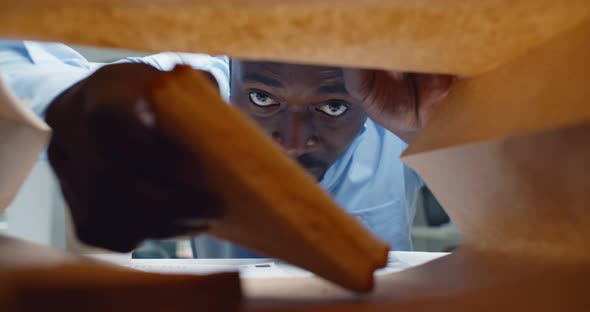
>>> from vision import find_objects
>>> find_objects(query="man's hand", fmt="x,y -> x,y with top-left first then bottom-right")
45,63 -> 223,252
344,69 -> 455,143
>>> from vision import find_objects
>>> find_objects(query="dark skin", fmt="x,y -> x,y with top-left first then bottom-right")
45,64 -> 223,252
230,61 -> 367,181
45,61 -> 454,252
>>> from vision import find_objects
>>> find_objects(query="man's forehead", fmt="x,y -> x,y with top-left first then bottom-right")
232,60 -> 343,78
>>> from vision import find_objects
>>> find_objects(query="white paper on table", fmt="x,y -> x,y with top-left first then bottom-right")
120,253 -> 420,278
272,253 -> 415,277
124,259 -> 293,278
0,79 -> 51,213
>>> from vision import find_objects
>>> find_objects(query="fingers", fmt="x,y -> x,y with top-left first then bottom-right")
414,74 -> 456,125
45,63 -> 224,252
66,153 -> 223,252
86,92 -> 223,214
341,68 -> 456,144
343,68 -> 416,134
344,68 -> 410,109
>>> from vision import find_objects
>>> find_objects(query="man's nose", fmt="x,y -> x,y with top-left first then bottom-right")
272,112 -> 319,158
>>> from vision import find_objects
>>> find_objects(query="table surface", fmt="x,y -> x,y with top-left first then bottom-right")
89,251 -> 448,279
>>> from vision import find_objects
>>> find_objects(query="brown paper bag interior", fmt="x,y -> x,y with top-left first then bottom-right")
0,0 -> 589,75
0,0 -> 589,310
403,16 -> 590,262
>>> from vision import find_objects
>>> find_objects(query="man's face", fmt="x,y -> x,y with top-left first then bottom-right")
230,60 -> 367,181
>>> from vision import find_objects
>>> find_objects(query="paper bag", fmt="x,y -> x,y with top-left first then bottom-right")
402,16 -> 590,259
0,1 -> 589,75
0,80 -> 51,213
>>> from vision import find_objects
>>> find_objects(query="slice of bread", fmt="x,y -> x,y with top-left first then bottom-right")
149,65 -> 389,292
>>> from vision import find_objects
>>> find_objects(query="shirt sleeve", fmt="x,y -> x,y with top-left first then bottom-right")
118,53 -> 230,102
0,41 -> 95,117
0,41 -> 231,117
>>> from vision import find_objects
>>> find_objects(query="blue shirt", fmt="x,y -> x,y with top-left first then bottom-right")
0,41 -> 423,255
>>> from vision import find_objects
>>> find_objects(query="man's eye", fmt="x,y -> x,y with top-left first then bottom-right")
316,102 -> 349,117
249,91 -> 279,107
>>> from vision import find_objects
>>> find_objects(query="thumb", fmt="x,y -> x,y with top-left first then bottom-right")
414,74 -> 455,124
343,68 -> 406,105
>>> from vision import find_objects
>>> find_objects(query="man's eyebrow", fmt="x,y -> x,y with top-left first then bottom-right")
241,72 -> 284,89
316,84 -> 349,95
